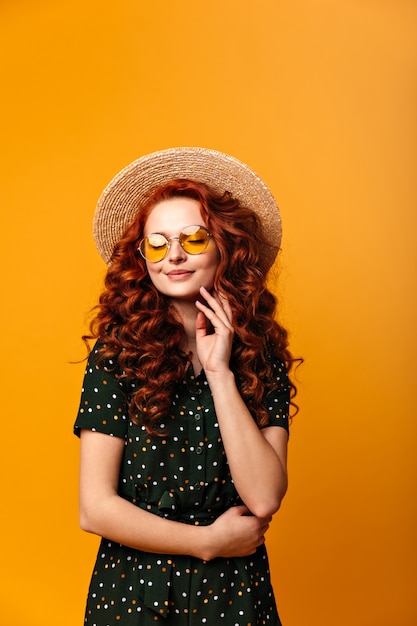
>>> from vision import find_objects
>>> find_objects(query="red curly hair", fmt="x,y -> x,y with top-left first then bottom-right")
86,179 -> 298,435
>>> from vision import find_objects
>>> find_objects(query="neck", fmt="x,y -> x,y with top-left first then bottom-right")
172,300 -> 202,374
172,299 -> 197,336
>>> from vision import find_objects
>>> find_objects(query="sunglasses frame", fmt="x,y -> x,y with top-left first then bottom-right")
138,225 -> 212,263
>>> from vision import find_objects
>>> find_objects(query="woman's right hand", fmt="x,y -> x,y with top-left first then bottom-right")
203,505 -> 272,560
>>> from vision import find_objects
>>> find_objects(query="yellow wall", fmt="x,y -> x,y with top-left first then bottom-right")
1,1 -> 415,624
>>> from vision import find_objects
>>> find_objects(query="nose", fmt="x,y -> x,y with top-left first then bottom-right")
167,237 -> 187,263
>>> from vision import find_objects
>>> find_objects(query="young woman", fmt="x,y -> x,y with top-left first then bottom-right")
74,147 -> 298,625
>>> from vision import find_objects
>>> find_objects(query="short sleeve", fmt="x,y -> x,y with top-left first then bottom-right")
262,358 -> 291,432
73,341 -> 129,439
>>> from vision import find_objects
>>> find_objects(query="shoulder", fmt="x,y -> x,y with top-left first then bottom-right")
74,339 -> 129,439
267,354 -> 290,386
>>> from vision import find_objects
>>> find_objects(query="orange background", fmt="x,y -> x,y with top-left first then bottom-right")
1,1 -> 416,625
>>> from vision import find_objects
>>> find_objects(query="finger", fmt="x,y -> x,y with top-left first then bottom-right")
199,287 -> 233,329
195,310 -> 208,335
195,298 -> 230,332
213,290 -> 233,324
233,505 -> 251,516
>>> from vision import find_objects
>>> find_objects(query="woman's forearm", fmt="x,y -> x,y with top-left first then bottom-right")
80,492 -> 214,559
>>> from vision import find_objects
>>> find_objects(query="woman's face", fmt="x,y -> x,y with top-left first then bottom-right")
143,197 -> 219,304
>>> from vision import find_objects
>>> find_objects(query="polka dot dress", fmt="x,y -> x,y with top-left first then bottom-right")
74,342 -> 290,625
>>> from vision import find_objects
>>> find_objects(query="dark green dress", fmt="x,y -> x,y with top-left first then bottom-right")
74,342 -> 290,625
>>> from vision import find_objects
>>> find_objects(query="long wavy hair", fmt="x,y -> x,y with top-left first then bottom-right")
86,179 -> 299,435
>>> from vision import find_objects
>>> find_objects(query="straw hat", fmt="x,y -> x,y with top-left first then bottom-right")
93,147 -> 281,270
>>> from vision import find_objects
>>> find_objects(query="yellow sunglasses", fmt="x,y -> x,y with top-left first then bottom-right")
138,225 -> 212,263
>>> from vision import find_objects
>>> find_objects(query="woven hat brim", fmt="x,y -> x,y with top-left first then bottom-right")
93,147 -> 281,270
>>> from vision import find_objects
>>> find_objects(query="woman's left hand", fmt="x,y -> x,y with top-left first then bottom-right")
195,286 -> 234,375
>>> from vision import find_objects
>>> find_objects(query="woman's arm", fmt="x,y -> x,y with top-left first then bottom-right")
204,371 -> 288,518
79,429 -> 272,560
195,288 -> 288,518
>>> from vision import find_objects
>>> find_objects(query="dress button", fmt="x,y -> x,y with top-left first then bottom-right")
195,413 -> 201,421
196,446 -> 203,454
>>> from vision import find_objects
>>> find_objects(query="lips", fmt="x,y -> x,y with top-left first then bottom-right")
167,270 -> 194,280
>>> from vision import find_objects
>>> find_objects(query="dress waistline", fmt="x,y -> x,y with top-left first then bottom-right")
131,489 -> 240,617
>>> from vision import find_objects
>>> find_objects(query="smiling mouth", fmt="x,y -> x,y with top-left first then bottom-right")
167,270 -> 194,279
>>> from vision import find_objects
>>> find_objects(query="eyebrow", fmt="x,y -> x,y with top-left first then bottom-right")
144,224 -> 206,236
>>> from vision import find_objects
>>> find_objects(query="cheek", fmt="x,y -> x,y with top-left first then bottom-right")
209,247 -> 220,271
145,257 -> 161,271
202,252 -> 220,281
145,262 -> 160,284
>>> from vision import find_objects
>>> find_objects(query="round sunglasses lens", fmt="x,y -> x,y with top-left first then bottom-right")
180,226 -> 210,254
141,234 -> 168,262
